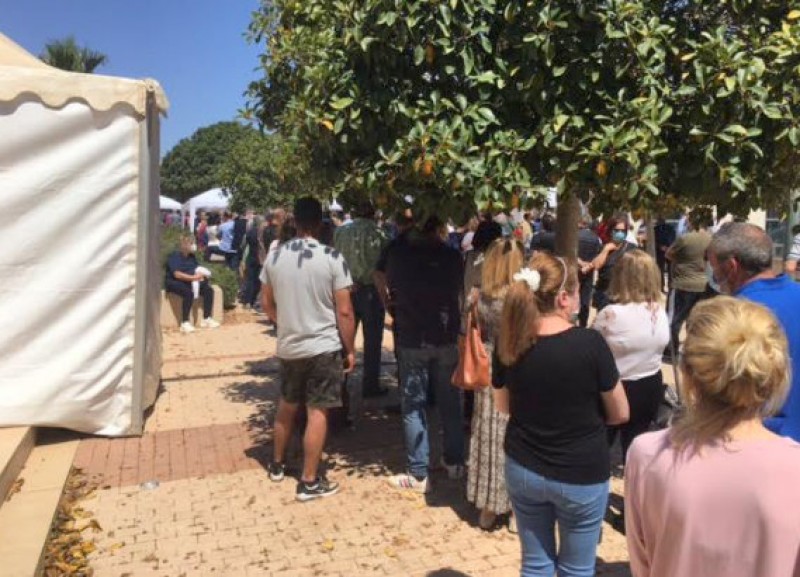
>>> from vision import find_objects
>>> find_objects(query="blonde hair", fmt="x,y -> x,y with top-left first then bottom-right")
607,250 -> 662,305
481,239 -> 525,300
497,252 -> 578,366
671,296 -> 790,454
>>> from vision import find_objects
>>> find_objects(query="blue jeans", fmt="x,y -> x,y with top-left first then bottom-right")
505,456 -> 608,577
397,345 -> 464,478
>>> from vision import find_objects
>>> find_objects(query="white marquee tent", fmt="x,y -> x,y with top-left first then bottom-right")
160,195 -> 181,211
182,187 -> 229,230
0,33 -> 168,435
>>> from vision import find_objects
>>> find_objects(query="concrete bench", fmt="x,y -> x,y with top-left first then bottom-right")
160,285 -> 224,329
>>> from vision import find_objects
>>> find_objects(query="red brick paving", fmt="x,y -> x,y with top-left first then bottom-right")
74,422 -> 269,489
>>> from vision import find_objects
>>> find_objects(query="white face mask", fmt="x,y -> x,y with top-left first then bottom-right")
705,262 -> 722,293
190,243 -> 198,253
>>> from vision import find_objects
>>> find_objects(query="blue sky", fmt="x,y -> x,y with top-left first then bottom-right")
1,0 -> 263,155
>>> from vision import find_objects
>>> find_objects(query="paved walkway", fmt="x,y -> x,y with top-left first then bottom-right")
70,314 -> 634,576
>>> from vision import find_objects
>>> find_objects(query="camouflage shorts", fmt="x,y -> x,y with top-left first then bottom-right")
279,351 -> 344,408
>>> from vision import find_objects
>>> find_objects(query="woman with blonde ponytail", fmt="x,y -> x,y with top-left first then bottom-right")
625,296 -> 800,577
494,253 -> 629,577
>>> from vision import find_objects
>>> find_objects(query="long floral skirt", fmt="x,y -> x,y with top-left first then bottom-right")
466,386 -> 511,515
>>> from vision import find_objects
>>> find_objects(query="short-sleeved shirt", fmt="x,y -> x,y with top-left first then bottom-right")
260,237 -> 353,360
593,302 -> 670,381
218,220 -> 236,253
333,218 -> 388,286
669,230 -> 711,292
493,328 -> 619,484
385,238 -> 463,348
165,251 -> 197,282
738,275 -> 800,441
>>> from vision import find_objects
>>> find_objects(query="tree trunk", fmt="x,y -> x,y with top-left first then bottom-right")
646,211 -> 656,260
555,192 -> 581,258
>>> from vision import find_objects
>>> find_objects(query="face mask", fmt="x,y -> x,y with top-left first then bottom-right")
612,230 -> 626,244
190,243 -> 198,253
705,262 -> 721,293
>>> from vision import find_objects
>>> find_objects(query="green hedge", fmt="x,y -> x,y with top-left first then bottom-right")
197,256 -> 239,309
159,224 -> 239,309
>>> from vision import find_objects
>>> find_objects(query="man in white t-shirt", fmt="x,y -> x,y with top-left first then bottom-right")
260,197 -> 355,502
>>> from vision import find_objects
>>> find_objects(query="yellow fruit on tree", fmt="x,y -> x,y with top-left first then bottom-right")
321,119 -> 334,131
422,159 -> 434,177
596,160 -> 609,177
425,44 -> 435,66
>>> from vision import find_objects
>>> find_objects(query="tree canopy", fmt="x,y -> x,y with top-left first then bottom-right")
218,131 -> 324,212
246,1 -> 800,221
160,121 -> 257,203
40,36 -> 107,73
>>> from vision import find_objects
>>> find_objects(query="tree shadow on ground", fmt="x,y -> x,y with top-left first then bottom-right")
222,358 -> 411,481
426,570 -> 472,577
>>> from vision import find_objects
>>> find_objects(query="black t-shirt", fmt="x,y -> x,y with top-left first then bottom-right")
493,328 -> 619,484
530,231 -> 556,253
595,242 -> 637,293
262,224 -> 278,254
233,217 -> 248,252
245,226 -> 261,265
385,238 -> 464,348
375,230 -> 410,273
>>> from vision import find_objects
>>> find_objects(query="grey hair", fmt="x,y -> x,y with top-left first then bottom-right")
709,222 -> 773,276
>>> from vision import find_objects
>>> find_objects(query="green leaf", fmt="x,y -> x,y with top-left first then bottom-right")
330,97 -> 354,110
554,114 -> 569,133
359,37 -> 377,51
414,45 -> 424,66
763,105 -> 783,119
478,107 -> 497,123
725,125 -> 749,137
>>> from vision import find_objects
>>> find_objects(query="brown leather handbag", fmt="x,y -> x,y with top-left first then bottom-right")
452,303 -> 490,390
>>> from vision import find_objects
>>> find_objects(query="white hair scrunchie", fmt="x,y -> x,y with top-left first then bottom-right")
513,267 -> 541,292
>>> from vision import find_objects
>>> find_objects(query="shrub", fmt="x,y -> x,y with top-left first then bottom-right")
197,256 -> 239,309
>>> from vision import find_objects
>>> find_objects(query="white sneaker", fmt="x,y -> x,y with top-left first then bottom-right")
180,322 -> 195,334
387,474 -> 430,494
439,457 -> 465,480
200,317 -> 220,329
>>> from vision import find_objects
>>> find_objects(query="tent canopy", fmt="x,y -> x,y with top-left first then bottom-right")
182,188 -> 230,228
0,33 -> 164,435
0,33 -> 169,116
160,195 -> 181,211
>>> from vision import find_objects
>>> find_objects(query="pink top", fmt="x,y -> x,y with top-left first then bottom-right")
625,429 -> 800,577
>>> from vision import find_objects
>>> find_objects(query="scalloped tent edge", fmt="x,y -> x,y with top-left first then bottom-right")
0,32 -> 169,117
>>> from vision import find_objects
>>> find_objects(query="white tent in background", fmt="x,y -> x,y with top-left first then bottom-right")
159,195 -> 181,211
0,33 -> 168,435
182,187 -> 229,230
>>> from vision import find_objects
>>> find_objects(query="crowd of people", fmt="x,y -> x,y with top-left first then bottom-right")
165,197 -> 800,577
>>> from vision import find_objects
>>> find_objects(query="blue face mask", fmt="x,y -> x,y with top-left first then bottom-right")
612,230 -> 626,244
